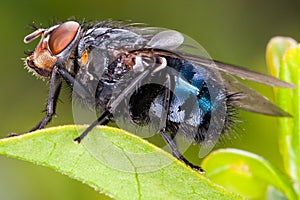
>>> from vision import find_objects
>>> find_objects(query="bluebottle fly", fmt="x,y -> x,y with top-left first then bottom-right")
23,20 -> 294,173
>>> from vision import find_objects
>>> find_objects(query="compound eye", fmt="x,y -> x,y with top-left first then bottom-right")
49,21 -> 80,55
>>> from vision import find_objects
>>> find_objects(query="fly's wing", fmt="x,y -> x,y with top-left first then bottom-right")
145,28 -> 293,117
182,55 -> 292,117
144,28 -> 294,88
220,73 -> 291,117
181,55 -> 292,117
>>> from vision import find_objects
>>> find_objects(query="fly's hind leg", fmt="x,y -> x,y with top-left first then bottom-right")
158,73 -> 204,173
159,129 -> 204,173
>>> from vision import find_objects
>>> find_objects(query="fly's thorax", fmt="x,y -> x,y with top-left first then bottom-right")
24,21 -> 82,77
74,23 -> 157,83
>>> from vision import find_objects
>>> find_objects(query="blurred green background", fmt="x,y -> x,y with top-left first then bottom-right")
0,0 -> 299,199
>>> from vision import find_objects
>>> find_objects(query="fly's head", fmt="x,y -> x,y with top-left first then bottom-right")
24,21 -> 81,77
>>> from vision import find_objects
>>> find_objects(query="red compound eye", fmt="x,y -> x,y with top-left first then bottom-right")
49,21 -> 80,55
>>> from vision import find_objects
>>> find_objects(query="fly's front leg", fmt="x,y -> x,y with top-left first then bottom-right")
30,66 -> 62,132
56,67 -> 112,143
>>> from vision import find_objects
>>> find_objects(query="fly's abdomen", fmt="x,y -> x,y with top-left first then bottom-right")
165,58 -> 230,144
166,77 -> 212,143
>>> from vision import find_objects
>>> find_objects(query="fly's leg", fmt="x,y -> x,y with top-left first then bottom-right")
55,66 -> 108,143
159,129 -> 204,173
74,110 -> 111,143
158,73 -> 204,173
74,67 -> 151,142
30,66 -> 62,132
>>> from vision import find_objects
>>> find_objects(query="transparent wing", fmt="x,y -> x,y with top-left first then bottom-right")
142,28 -> 292,117
143,28 -> 294,88
178,54 -> 292,117
220,72 -> 291,117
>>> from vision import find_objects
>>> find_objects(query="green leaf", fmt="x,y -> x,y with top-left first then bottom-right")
266,37 -> 300,194
0,125 -> 240,200
266,36 -> 298,96
201,148 -> 297,200
266,37 -> 298,78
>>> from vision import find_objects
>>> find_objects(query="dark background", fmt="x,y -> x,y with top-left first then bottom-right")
0,0 -> 299,199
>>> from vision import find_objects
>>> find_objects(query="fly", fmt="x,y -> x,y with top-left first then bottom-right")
23,20 -> 294,173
